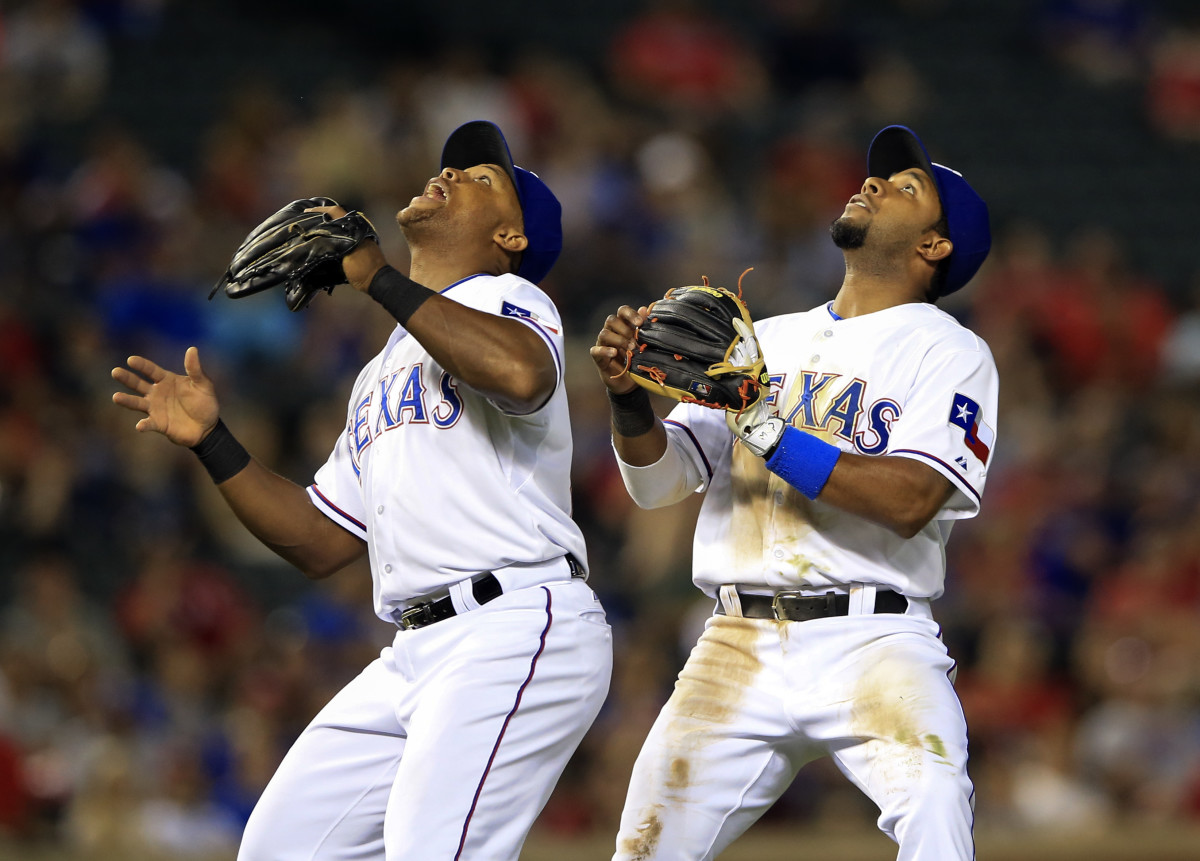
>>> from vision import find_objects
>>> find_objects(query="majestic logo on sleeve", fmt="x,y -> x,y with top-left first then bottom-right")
948,393 -> 993,465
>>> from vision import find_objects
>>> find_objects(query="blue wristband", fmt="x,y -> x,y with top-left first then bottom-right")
764,425 -> 840,500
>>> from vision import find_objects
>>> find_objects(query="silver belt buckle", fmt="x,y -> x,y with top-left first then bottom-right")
770,590 -> 803,621
397,602 -> 434,630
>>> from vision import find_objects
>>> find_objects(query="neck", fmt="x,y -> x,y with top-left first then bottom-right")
829,256 -> 930,318
407,247 -> 504,291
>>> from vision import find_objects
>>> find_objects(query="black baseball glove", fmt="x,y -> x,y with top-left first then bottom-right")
625,271 -> 769,413
209,198 -> 379,311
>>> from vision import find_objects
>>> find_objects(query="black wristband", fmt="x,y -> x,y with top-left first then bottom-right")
367,265 -> 434,326
190,419 -> 251,484
608,387 -> 657,438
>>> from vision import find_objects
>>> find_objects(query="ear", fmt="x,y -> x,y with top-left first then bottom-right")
494,228 -> 529,256
919,232 -> 953,266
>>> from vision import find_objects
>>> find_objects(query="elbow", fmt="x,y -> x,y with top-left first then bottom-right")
300,563 -> 339,581
496,361 -> 557,414
888,501 -> 940,539
891,519 -> 927,540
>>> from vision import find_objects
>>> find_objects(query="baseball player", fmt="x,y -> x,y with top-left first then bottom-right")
590,125 -> 996,860
112,121 -> 613,860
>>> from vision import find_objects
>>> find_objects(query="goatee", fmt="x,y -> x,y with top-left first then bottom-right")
830,217 -> 867,250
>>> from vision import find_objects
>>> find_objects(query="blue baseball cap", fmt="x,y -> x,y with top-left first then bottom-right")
441,121 -> 563,285
867,125 -> 991,296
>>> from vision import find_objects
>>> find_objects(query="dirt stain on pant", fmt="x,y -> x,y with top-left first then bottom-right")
850,656 -> 951,793
616,617 -> 763,859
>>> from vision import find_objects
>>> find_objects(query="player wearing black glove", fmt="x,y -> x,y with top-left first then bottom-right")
209,197 -> 379,311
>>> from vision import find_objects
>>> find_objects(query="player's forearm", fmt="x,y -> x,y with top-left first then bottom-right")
606,386 -> 667,466
805,451 -> 953,538
611,417 -> 668,466
407,296 -> 556,411
364,265 -> 555,412
736,421 -> 951,537
214,460 -> 367,578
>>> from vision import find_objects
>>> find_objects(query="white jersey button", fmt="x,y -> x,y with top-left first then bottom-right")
377,505 -> 385,514
385,564 -> 393,573
773,547 -> 784,559
774,490 -> 784,505
823,329 -> 833,337
810,354 -> 820,363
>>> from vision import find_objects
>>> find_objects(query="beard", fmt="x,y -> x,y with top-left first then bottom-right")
830,216 -> 868,249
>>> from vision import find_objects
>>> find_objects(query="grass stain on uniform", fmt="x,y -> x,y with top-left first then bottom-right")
617,806 -> 663,861
666,756 -> 690,790
729,445 -> 775,561
673,616 -> 761,725
621,617 -> 764,855
850,657 -> 936,790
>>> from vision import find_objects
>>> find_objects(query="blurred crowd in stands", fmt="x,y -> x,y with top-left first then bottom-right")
1,0 -> 1200,857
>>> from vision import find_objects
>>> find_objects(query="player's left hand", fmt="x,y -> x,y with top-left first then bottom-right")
726,396 -> 769,437
210,198 -> 380,311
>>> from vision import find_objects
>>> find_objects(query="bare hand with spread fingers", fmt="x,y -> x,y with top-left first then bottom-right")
111,346 -> 219,447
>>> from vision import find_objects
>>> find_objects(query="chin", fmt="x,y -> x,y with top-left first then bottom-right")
830,216 -> 868,250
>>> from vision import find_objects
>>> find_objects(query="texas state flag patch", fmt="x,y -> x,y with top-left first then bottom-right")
948,393 -> 993,465
502,300 -> 559,334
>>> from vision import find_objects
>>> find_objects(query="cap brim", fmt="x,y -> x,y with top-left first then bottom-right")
868,125 -> 936,188
442,121 -> 520,197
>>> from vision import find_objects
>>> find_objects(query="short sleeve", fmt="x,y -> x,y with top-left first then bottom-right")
307,417 -> 369,540
464,275 -> 566,415
886,343 -> 999,518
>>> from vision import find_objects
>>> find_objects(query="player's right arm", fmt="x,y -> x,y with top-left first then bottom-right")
591,305 -> 708,509
590,305 -> 667,465
112,347 -> 366,579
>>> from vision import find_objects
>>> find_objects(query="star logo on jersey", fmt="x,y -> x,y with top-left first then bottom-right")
501,301 -> 559,334
947,393 -> 993,465
955,456 -> 969,471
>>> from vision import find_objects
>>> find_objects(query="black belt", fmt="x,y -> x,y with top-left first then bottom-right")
394,555 -> 583,631
717,589 -> 908,623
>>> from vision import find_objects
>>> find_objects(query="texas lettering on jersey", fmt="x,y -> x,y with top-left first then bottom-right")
769,371 -> 987,464
347,362 -> 463,476
772,371 -> 901,456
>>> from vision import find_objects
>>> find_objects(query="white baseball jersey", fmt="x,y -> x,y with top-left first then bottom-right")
306,272 -> 587,618
646,300 -> 998,600
611,299 -> 995,861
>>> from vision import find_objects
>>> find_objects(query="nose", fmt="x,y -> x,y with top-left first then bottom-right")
441,167 -> 463,182
862,176 -> 884,196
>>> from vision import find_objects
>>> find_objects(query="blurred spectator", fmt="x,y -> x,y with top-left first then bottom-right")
1161,271 -> 1200,383
752,0 -> 869,116
1035,0 -> 1159,86
605,0 -> 769,124
2,0 -> 109,123
1146,19 -> 1200,142
749,119 -> 861,316
1030,226 -> 1173,391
